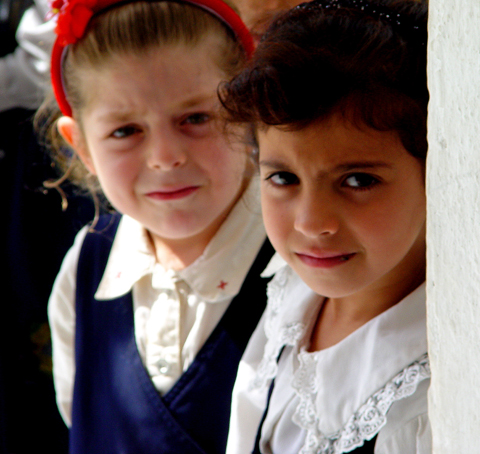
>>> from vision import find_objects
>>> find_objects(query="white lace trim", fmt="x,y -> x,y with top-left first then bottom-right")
250,266 -> 305,391
292,352 -> 430,454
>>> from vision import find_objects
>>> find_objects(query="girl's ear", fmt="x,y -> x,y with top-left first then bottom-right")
57,116 -> 97,175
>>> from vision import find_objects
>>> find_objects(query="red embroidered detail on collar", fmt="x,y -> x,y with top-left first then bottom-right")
217,280 -> 228,290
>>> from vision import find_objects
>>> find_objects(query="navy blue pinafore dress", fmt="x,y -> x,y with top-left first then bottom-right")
70,213 -> 274,454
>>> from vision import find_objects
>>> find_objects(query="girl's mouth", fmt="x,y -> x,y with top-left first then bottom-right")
295,252 -> 356,269
146,186 -> 199,201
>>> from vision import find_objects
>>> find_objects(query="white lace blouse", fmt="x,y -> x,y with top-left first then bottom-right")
226,260 -> 431,454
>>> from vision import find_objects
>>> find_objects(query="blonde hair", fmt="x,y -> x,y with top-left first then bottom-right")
36,1 -> 247,205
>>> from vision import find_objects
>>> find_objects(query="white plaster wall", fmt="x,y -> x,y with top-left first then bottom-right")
427,1 -> 480,451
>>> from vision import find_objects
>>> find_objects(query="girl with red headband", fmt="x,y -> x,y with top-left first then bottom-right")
38,1 -> 272,453
221,1 -> 430,453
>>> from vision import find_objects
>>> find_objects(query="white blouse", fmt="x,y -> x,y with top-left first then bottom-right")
48,179 -> 266,426
227,260 -> 431,454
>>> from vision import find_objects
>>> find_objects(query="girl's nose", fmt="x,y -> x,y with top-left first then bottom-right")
147,130 -> 187,170
293,191 -> 340,238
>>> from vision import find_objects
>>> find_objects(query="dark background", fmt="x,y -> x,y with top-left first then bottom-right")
0,2 -> 94,451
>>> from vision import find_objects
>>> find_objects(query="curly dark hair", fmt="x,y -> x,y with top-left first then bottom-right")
220,0 -> 428,159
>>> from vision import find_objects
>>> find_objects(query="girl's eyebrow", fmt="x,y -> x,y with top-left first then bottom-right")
179,93 -> 217,109
95,93 -> 217,122
333,161 -> 394,172
96,111 -> 134,123
258,159 -> 292,170
258,160 -> 393,171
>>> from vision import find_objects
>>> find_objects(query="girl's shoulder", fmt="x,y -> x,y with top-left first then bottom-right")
288,350 -> 430,454
77,213 -> 122,267
49,222 -> 92,299
375,378 -> 431,454
48,212 -> 123,312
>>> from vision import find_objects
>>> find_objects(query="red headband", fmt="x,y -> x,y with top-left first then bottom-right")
50,0 -> 254,117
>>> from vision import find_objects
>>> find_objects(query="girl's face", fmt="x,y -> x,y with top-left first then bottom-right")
258,115 -> 426,302
60,36 -> 250,264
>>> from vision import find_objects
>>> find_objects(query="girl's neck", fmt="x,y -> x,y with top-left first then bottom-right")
148,233 -> 207,271
146,197 -> 237,271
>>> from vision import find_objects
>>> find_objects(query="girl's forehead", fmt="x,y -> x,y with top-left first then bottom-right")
257,116 -> 407,165
109,34 -> 224,68
258,115 -> 398,144
78,30 -> 227,77
77,39 -> 225,112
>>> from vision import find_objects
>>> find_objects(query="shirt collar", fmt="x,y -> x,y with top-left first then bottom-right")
256,264 -> 427,434
178,176 -> 266,301
261,252 -> 288,278
94,215 -> 156,299
306,281 -> 427,435
95,177 -> 266,303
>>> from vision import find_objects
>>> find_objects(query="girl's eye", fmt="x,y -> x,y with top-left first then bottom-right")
182,113 -> 211,125
266,171 -> 299,186
111,125 -> 141,139
343,173 -> 379,190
